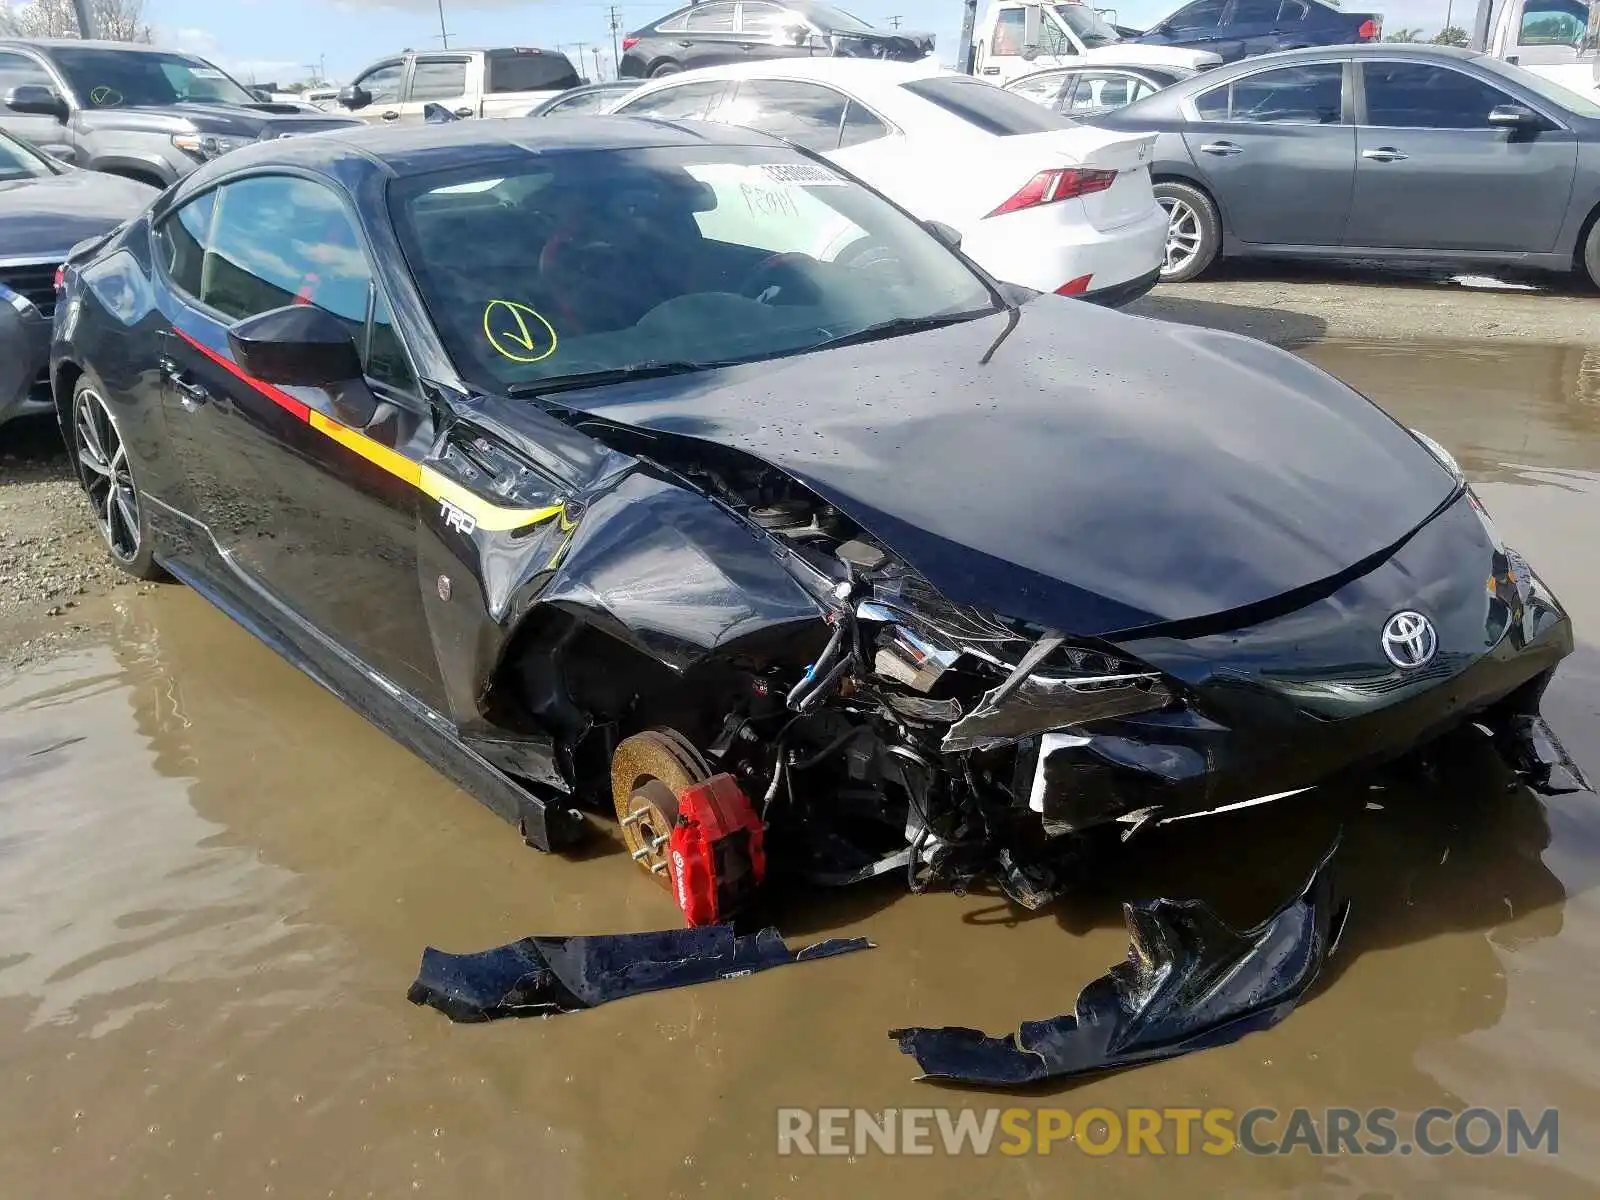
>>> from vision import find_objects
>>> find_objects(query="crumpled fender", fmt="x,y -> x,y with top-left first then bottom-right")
534,470 -> 825,671
890,839 -> 1348,1087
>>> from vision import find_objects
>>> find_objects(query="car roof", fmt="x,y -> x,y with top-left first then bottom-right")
192,113 -> 791,181
0,38 -> 205,53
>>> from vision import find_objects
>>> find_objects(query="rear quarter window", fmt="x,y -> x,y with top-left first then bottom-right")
486,50 -> 582,93
901,76 -> 1075,135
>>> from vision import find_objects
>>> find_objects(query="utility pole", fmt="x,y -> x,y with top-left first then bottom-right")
592,46 -> 604,82
608,5 -> 624,73
957,0 -> 978,73
888,15 -> 902,28
435,0 -> 450,48
71,0 -> 96,38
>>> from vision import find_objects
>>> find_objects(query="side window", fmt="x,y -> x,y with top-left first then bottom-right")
1167,0 -> 1226,30
1009,70 -> 1069,105
1362,62 -> 1515,129
1518,0 -> 1588,46
838,99 -> 889,149
739,2 -> 793,34
727,80 -> 848,152
409,58 -> 468,101
0,51 -> 55,95
993,8 -> 1027,54
1229,0 -> 1283,25
153,190 -> 216,299
616,80 -> 727,119
1203,62 -> 1343,123
357,61 -> 406,105
684,2 -> 737,31
202,176 -> 415,393
546,90 -> 606,115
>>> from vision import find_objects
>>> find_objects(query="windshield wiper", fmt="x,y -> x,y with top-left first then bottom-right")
811,309 -> 995,352
504,361 -> 721,398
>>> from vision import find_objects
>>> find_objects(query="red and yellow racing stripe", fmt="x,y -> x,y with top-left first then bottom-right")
176,330 -> 563,533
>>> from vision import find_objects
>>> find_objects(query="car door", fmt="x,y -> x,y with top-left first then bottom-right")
346,58 -> 409,125
1346,60 -> 1577,252
1181,60 -> 1355,246
1504,0 -> 1591,69
150,172 -> 449,709
0,49 -> 75,161
673,2 -> 745,70
1144,0 -> 1229,48
737,2 -> 815,61
400,55 -> 473,123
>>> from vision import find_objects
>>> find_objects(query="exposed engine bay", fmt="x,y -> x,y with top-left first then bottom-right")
501,419 -> 1587,927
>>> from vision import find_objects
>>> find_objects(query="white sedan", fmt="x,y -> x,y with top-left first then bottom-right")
602,59 -> 1166,306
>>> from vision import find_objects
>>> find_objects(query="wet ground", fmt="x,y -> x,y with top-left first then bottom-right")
3,336 -> 1600,1197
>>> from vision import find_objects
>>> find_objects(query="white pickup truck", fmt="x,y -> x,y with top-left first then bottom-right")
973,0 -> 1221,85
337,48 -> 585,125
1470,0 -> 1599,99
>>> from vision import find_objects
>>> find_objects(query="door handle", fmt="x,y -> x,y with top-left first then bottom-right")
1200,140 -> 1243,155
676,39 -> 693,47
452,106 -> 474,117
1362,147 -> 1408,162
381,110 -> 400,121
161,360 -> 212,409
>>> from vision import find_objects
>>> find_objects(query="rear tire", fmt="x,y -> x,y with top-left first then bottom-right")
1153,180 -> 1221,283
649,60 -> 683,78
70,378 -> 163,582
1580,213 -> 1600,290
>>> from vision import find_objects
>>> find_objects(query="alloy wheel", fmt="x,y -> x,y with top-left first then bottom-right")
1159,197 -> 1202,277
73,387 -> 142,562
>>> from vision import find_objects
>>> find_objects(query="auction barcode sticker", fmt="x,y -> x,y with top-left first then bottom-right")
758,163 -> 847,187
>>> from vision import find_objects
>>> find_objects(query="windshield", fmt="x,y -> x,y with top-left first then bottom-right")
808,4 -> 878,33
0,130 -> 57,182
48,48 -> 258,109
1054,4 -> 1122,47
1475,52 -> 1600,117
389,145 -> 998,394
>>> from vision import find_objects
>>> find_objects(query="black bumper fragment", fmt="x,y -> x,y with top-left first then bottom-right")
1492,714 -> 1593,796
890,841 -> 1347,1087
408,925 -> 872,1022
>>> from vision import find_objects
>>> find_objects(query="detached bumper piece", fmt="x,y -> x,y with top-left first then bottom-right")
408,925 -> 872,1023
1492,714 -> 1593,797
890,841 -> 1347,1087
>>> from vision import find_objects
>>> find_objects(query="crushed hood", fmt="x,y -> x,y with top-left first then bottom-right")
547,299 -> 1458,636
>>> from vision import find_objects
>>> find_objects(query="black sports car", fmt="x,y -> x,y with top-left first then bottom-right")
51,117 -> 1579,917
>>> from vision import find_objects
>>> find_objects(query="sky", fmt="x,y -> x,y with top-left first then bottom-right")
90,0 -> 1474,87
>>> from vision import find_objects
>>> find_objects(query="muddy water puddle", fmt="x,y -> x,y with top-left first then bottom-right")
3,339 -> 1600,1197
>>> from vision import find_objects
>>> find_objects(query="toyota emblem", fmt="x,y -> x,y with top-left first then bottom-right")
1382,611 -> 1438,669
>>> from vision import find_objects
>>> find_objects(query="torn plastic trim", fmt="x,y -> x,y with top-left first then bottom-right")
943,670 -> 1173,753
407,925 -> 872,1023
1491,714 -> 1593,796
890,838 -> 1347,1087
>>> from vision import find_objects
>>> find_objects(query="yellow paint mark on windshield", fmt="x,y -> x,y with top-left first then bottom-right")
483,300 -> 558,364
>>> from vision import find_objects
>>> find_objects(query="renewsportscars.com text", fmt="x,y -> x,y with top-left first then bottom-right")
775,1106 -> 1559,1157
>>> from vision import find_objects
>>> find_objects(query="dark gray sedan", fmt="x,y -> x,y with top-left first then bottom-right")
1087,44 -> 1600,284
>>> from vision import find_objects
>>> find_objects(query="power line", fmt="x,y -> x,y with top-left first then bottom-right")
608,5 -> 624,75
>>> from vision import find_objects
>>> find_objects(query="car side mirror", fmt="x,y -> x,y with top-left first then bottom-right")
228,305 -> 364,389
5,84 -> 67,119
338,84 -> 372,110
249,87 -> 272,102
782,22 -> 809,45
1487,102 -> 1540,129
924,219 -> 963,250
1021,44 -> 1041,61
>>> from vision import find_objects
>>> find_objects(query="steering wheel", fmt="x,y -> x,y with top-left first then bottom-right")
737,252 -> 824,306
